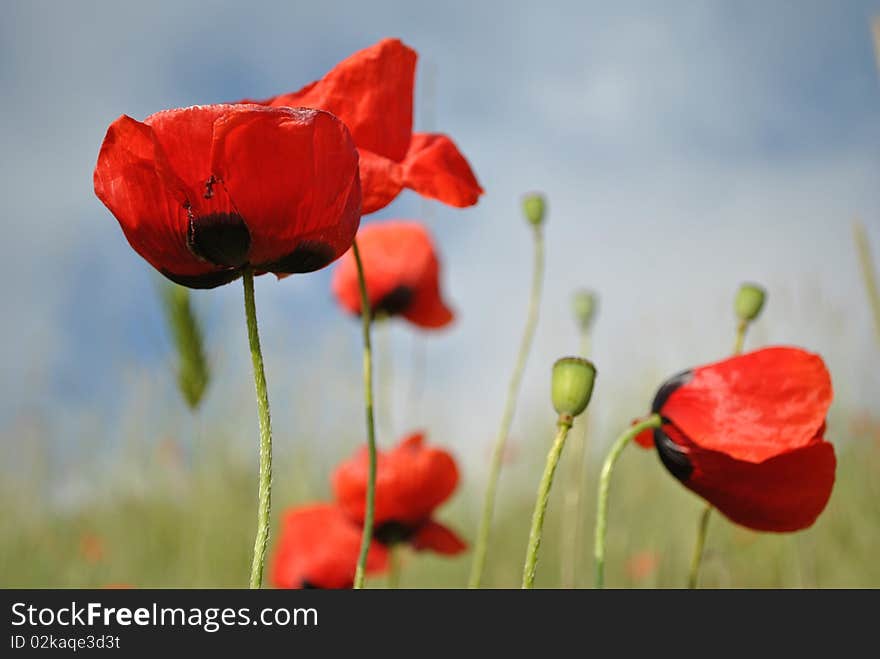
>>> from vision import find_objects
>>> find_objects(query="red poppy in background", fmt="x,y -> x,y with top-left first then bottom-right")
271,504 -> 388,589
94,104 -> 361,289
246,38 -> 483,215
633,347 -> 835,532
331,221 -> 454,329
333,433 -> 466,555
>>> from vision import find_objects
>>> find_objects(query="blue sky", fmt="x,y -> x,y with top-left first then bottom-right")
2,0 -> 880,473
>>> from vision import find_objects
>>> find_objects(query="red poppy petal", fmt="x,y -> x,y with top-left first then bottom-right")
259,38 -> 415,162
210,106 -> 361,271
411,520 -> 467,555
332,432 -> 460,526
402,133 -> 483,208
661,347 -> 833,462
632,418 -> 655,449
684,437 -> 836,532
93,114 -> 220,283
402,265 -> 455,329
271,504 -> 388,590
330,221 -> 454,329
358,149 -> 404,215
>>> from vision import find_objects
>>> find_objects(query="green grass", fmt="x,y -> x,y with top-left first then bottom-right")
2,409 -> 878,588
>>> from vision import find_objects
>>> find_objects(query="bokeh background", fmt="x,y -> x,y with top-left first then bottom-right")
2,0 -> 880,587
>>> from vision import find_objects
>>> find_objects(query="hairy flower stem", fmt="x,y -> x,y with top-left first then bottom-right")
560,330 -> 592,587
352,239 -> 378,590
469,224 -> 545,588
243,268 -> 273,589
594,414 -> 662,589
522,416 -> 573,588
853,220 -> 880,346
688,319 -> 750,588
388,547 -> 401,589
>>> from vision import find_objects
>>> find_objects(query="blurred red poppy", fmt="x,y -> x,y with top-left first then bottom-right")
271,504 -> 388,589
94,104 -> 361,289
635,347 -> 835,532
332,432 -> 466,555
246,38 -> 483,215
331,220 -> 454,329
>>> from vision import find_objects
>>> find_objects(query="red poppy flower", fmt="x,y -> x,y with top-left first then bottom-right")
332,432 -> 466,555
94,104 -> 361,289
245,38 -> 483,215
271,503 -> 389,589
636,347 -> 835,532
331,220 -> 454,329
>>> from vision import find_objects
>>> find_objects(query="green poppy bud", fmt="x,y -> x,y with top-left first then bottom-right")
572,289 -> 598,330
735,283 -> 766,322
522,193 -> 546,227
551,357 -> 596,419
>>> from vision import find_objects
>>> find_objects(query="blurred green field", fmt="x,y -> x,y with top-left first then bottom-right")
2,405 -> 878,589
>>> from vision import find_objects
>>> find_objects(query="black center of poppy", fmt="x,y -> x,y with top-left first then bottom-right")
160,268 -> 243,290
258,241 -> 336,274
187,213 -> 251,267
654,425 -> 694,482
374,286 -> 415,318
651,369 -> 693,413
299,579 -> 320,589
374,521 -> 418,546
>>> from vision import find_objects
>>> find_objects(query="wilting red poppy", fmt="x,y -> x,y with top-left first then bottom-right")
332,433 -> 466,555
245,38 -> 483,215
331,221 -> 454,329
634,347 -> 835,532
94,104 -> 361,289
271,504 -> 388,589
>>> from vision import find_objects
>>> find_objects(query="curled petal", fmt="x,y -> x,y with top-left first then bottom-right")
402,133 -> 483,208
411,520 -> 468,555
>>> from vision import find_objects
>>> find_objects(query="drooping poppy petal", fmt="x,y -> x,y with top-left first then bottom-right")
411,519 -> 467,555
655,424 -> 836,532
271,503 -> 388,590
659,347 -> 832,463
95,104 -> 361,288
401,133 -> 484,208
242,38 -> 482,215
330,221 -> 455,329
255,38 -> 415,163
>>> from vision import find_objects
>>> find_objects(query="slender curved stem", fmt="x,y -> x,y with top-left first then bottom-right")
560,330 -> 592,588
469,224 -> 545,588
523,417 -> 573,588
686,504 -> 712,589
688,319 -> 751,589
594,414 -> 662,589
853,220 -> 880,345
352,239 -> 378,590
243,267 -> 273,589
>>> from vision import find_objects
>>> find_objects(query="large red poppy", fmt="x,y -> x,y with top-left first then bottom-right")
331,220 -> 454,329
332,433 -> 466,555
271,503 -> 389,589
245,38 -> 483,215
634,347 -> 835,532
94,104 -> 361,288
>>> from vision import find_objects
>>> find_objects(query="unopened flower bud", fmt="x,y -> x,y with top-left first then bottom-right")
735,283 -> 766,322
522,193 -> 546,227
572,289 -> 598,330
551,357 -> 596,419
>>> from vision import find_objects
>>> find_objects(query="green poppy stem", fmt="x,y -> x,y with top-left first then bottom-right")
242,267 -> 273,589
560,329 -> 592,588
388,546 -> 401,589
469,223 -> 545,588
351,239 -> 378,590
853,220 -> 880,346
688,316 -> 751,588
594,414 -> 662,589
522,416 -> 573,588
